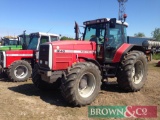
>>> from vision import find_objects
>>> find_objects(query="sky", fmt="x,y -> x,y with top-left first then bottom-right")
0,0 -> 160,38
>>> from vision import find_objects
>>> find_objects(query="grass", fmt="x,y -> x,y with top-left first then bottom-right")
153,53 -> 160,60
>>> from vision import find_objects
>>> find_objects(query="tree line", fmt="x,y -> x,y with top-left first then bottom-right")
134,28 -> 160,41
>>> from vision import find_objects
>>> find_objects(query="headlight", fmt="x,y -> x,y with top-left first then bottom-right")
40,60 -> 42,64
45,61 -> 48,65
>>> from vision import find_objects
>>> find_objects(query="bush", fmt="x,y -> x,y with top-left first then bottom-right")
60,36 -> 74,40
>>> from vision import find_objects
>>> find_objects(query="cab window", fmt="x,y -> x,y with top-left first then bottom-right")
40,36 -> 49,44
84,23 -> 106,42
51,36 -> 58,41
105,24 -> 127,61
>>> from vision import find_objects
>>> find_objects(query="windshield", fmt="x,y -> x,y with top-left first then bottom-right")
107,24 -> 127,48
9,40 -> 17,45
27,36 -> 39,50
2,39 -> 17,45
83,23 -> 106,44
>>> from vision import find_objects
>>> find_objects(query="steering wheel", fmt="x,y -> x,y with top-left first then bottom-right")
97,35 -> 105,44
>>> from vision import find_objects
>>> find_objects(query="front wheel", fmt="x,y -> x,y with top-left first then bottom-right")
117,50 -> 148,92
61,62 -> 102,106
7,60 -> 32,82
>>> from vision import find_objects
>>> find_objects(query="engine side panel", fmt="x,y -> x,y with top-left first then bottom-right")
5,50 -> 33,68
52,42 -> 96,70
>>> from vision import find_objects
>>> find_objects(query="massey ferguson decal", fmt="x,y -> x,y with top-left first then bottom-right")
54,49 -> 95,54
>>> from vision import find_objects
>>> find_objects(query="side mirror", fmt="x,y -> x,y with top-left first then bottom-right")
109,18 -> 116,28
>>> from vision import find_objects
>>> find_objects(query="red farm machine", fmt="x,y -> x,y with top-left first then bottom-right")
0,32 -> 60,82
31,0 -> 160,106
32,17 -> 149,106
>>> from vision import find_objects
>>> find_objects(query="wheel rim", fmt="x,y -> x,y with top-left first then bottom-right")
78,72 -> 96,98
14,65 -> 28,79
132,60 -> 144,84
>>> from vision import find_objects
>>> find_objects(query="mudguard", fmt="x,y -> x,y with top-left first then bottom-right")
112,43 -> 145,63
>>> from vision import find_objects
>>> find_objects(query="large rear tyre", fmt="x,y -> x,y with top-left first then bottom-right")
32,64 -> 61,90
61,62 -> 102,106
7,60 -> 32,82
117,50 -> 148,92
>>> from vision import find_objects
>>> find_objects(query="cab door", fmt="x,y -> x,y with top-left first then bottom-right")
104,24 -> 127,62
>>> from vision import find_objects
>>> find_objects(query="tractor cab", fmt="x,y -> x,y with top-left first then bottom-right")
1,38 -> 18,46
27,32 -> 60,61
82,18 -> 128,62
27,32 -> 60,50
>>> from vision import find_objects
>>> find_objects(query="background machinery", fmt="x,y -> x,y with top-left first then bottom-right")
0,32 -> 60,82
0,31 -> 30,51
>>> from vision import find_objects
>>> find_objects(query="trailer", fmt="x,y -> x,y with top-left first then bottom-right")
142,40 -> 160,61
127,36 -> 154,45
127,36 -> 160,61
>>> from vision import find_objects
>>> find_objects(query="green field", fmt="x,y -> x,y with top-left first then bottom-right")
153,53 -> 160,60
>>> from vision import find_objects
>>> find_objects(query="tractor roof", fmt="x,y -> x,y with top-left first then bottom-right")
8,38 -> 18,41
18,34 -> 29,37
30,32 -> 59,37
83,18 -> 128,27
3,38 -> 18,40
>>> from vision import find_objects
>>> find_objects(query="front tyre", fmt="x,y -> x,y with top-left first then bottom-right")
117,50 -> 148,92
8,60 -> 32,82
61,62 -> 102,106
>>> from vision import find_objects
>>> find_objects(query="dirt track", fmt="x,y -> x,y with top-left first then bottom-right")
0,60 -> 159,120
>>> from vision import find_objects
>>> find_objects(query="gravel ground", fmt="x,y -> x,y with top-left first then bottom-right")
0,60 -> 159,120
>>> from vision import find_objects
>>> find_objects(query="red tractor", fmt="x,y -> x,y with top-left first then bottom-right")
32,18 -> 148,106
0,32 -> 60,82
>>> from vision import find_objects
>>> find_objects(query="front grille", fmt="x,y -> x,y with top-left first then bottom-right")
39,45 -> 50,69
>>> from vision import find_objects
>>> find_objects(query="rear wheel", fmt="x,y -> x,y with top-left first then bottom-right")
32,64 -> 61,90
7,60 -> 32,82
61,62 -> 102,106
117,51 -> 148,92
